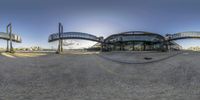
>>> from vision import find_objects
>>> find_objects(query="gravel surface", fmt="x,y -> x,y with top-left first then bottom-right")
0,51 -> 200,100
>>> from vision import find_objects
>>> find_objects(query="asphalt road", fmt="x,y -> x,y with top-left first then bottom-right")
0,51 -> 200,100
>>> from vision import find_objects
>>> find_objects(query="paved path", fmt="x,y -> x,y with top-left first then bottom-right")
0,51 -> 200,100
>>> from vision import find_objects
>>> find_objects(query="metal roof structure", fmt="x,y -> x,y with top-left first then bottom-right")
104,31 -> 165,43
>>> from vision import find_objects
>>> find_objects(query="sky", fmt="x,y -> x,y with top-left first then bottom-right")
0,0 -> 200,49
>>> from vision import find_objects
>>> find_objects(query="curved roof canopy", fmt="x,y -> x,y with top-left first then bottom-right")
0,32 -> 22,43
48,32 -> 103,43
104,31 -> 165,43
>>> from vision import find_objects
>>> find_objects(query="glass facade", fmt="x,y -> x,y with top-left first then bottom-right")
48,31 -> 170,52
104,32 -> 165,51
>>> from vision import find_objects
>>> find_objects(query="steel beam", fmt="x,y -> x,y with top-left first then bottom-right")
7,23 -> 14,53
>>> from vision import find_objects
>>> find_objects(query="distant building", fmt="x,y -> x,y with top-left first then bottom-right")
187,46 -> 200,51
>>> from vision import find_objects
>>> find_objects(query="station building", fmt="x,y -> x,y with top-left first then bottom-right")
102,31 -> 167,51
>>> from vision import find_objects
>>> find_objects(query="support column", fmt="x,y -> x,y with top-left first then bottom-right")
57,22 -> 63,54
143,42 -> 146,51
9,24 -> 14,53
6,26 -> 9,52
61,40 -> 63,52
165,41 -> 169,51
100,43 -> 104,52
61,25 -> 64,52
150,43 -> 153,51
6,40 -> 9,52
120,42 -> 125,51
119,37 -> 123,51
122,43 -> 124,51
132,41 -> 135,51
113,44 -> 116,51
7,23 -> 14,53
99,37 -> 104,52
119,43 -> 121,51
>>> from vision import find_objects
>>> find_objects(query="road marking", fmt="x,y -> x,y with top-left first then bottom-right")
183,52 -> 189,55
1,53 -> 16,58
13,53 -> 46,57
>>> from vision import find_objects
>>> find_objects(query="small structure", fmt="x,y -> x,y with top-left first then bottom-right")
0,23 -> 22,53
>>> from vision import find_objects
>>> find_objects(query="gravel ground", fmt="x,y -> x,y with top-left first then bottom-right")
0,51 -> 200,100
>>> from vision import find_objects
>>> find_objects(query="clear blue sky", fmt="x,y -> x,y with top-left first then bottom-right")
0,0 -> 200,48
